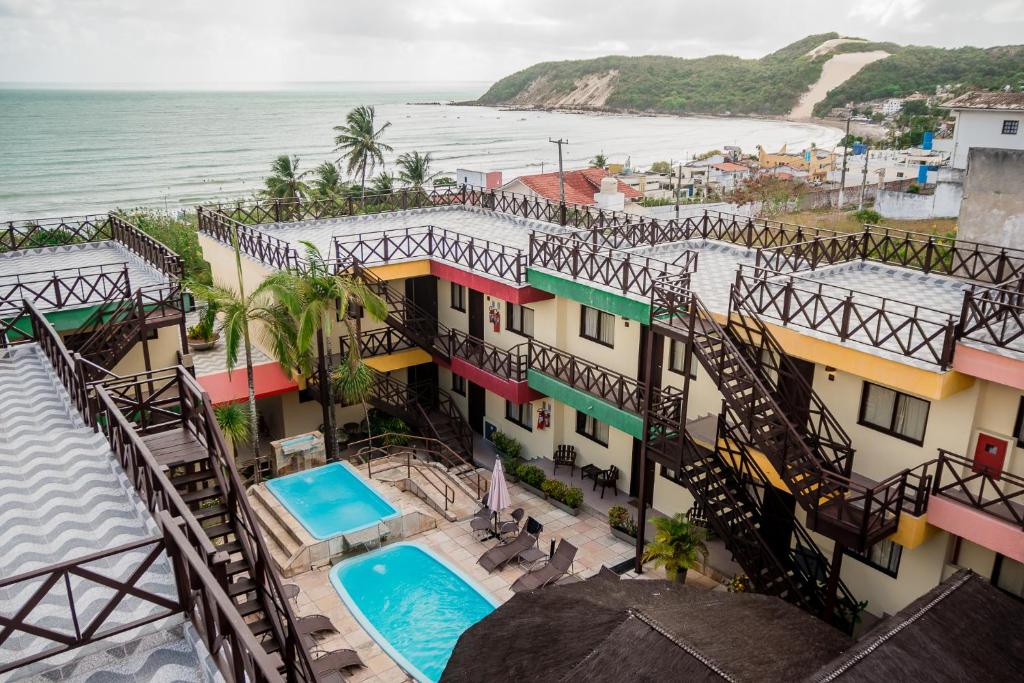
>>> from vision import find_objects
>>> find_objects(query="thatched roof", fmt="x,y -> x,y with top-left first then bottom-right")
810,569 -> 1024,681
441,574 -> 852,683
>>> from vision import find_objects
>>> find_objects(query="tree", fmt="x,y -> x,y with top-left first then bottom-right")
333,106 -> 393,202
396,151 -> 436,191
589,152 -> 608,169
642,513 -> 708,583
263,155 -> 310,202
371,172 -> 394,196
186,227 -> 300,477
728,174 -> 807,217
214,402 -> 252,469
649,160 -> 672,174
309,161 -> 343,198
260,242 -> 387,458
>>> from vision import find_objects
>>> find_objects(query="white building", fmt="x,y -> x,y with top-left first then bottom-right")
881,98 -> 904,116
945,91 -> 1024,169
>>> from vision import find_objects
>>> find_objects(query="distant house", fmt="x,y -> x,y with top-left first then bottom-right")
945,91 -> 1024,169
501,168 -> 642,209
708,162 -> 751,190
757,144 -> 835,180
881,97 -> 904,116
456,168 -> 503,189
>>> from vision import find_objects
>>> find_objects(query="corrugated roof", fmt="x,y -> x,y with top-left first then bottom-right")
945,91 -> 1024,111
516,168 -> 642,205
712,162 -> 748,173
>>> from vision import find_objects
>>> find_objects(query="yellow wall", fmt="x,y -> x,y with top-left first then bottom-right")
107,325 -> 182,376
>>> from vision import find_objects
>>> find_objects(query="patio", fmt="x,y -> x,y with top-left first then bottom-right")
281,473 -> 719,682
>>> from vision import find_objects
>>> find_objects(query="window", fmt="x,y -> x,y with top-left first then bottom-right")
846,539 -> 903,577
1002,120 -> 1020,135
1015,398 -> 1024,448
668,340 -> 697,379
451,373 -> 466,396
576,411 -> 609,447
859,382 -> 930,445
450,283 -> 465,312
505,400 -> 532,431
507,303 -> 534,337
580,305 -> 615,347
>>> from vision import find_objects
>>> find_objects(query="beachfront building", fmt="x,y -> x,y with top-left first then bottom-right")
500,168 -> 642,209
945,91 -> 1024,169
758,143 -> 836,180
191,187 -> 1024,631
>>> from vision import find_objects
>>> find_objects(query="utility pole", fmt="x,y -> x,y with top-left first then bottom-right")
837,116 -> 851,209
549,138 -> 569,205
858,142 -> 870,211
675,163 -> 683,219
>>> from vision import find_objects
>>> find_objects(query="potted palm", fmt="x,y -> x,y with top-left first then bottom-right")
641,513 -> 709,584
187,303 -> 220,351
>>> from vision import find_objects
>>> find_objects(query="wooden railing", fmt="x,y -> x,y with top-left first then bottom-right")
755,234 -> 865,274
1,214 -> 111,252
733,266 -> 958,368
109,214 -> 183,279
196,206 -> 301,271
0,263 -> 131,314
958,277 -> 1024,351
215,187 -> 465,225
449,330 -> 528,381
339,327 -> 417,359
933,450 -> 1024,528
335,226 -> 528,283
528,338 -> 647,414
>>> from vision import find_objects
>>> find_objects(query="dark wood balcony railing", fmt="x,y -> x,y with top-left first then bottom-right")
933,449 -> 1024,528
334,225 -> 527,283
196,206 -> 301,271
215,187 -> 465,225
340,327 -> 418,359
528,338 -> 646,414
1,214 -> 111,252
0,263 -> 131,315
449,330 -> 528,381
958,277 -> 1024,351
733,266 -> 958,368
108,214 -> 183,279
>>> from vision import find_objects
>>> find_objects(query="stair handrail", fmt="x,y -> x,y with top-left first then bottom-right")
353,443 -> 457,511
352,433 -> 484,499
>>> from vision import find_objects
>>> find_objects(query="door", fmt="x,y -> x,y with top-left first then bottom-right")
468,381 -> 486,434
407,363 -> 438,410
775,353 -> 815,435
468,289 -> 484,339
761,486 -> 798,570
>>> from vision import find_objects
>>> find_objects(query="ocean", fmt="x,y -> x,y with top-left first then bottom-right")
0,82 -> 842,218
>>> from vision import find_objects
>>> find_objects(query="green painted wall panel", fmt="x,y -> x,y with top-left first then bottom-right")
526,268 -> 651,322
526,368 -> 643,439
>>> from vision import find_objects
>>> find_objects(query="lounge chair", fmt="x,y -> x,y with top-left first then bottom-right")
552,444 -> 577,477
297,614 -> 337,637
478,528 -> 537,572
510,540 -> 578,593
470,505 -> 493,538
313,648 -> 365,676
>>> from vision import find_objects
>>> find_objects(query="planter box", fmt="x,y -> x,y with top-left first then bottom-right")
610,526 -> 637,544
518,481 -> 546,499
547,497 -> 581,517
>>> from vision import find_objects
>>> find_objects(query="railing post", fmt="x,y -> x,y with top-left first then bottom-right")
840,295 -> 853,341
783,279 -> 794,323
924,236 -> 934,274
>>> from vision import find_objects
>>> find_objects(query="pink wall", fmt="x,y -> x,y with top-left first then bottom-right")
928,495 -> 1024,563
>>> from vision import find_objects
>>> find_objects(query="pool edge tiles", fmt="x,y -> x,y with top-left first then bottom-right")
265,461 -> 400,540
330,542 -> 499,683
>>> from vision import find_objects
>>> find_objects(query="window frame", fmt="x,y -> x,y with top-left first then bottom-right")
858,381 -> 931,446
579,305 -> 615,348
575,411 -> 609,447
506,302 -> 534,338
1013,397 -> 1024,448
1002,119 -> 1020,136
450,283 -> 465,312
451,373 -> 466,396
505,400 -> 533,431
845,539 -> 903,578
667,339 -> 697,380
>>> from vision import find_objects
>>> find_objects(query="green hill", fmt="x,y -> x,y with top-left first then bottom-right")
476,34 -> 1024,117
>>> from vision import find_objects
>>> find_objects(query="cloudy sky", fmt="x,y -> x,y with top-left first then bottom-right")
1,0 -> 1022,85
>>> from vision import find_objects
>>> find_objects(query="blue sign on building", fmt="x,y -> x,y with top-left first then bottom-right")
922,131 -> 934,150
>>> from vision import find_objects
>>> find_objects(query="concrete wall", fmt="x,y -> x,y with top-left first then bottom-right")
952,110 -> 1024,169
958,148 -> 1024,248
876,170 -> 964,219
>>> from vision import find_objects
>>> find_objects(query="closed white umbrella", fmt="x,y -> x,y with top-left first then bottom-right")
487,458 -> 512,535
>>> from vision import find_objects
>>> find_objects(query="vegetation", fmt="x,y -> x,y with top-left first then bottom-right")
641,513 -> 709,582
492,430 -> 522,459
187,302 -> 219,342
213,402 -> 251,461
518,463 -> 546,490
813,45 -> 1024,116
608,504 -> 638,537
263,155 -> 310,202
334,105 -> 393,200
118,209 -> 211,284
541,479 -> 584,509
308,161 -> 344,199
589,152 -> 607,169
727,574 -> 753,593
396,151 -> 436,190
852,208 -> 882,224
369,411 -> 411,447
728,175 -> 807,217
649,160 -> 671,174
433,176 -> 456,187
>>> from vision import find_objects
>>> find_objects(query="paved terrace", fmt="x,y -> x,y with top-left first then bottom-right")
0,241 -> 168,313
631,239 -> 758,314
0,344 -> 207,679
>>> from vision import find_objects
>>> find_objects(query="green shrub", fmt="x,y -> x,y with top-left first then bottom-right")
608,504 -> 637,535
851,208 -> 881,224
370,412 -> 411,446
492,431 -> 522,459
542,479 -> 583,509
27,228 -> 77,248
907,184 -> 921,194
518,464 -> 546,490
500,455 -> 521,479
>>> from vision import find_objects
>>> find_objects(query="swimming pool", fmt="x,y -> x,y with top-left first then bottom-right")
266,462 -> 399,539
330,543 -> 498,683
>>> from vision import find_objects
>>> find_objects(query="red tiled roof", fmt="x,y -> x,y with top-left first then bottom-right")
515,168 -> 642,205
712,162 -> 748,173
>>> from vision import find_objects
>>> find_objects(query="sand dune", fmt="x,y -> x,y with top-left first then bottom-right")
789,51 -> 890,120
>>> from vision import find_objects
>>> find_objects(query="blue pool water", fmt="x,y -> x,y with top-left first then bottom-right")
266,462 -> 399,540
330,543 -> 498,683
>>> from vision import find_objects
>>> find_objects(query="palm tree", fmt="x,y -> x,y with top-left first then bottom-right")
263,155 -> 310,202
333,106 -> 393,202
214,402 -> 252,463
309,161 -> 343,199
396,151 -> 435,191
641,513 -> 708,583
371,171 -> 394,196
259,242 -> 387,458
590,152 -> 608,169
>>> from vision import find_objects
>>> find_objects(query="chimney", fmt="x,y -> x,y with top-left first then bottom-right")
594,176 -> 625,211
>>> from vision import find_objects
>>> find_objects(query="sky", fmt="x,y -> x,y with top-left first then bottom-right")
1,0 -> 1023,85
